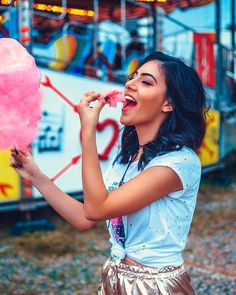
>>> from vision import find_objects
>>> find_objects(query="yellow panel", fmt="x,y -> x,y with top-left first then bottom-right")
0,150 -> 21,202
198,109 -> 220,166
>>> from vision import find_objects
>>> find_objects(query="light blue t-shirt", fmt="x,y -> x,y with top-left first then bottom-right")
104,146 -> 201,268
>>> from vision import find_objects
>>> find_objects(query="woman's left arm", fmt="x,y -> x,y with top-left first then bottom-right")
78,92 -> 182,221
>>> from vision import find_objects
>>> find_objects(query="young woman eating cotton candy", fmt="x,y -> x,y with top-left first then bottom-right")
10,51 -> 208,294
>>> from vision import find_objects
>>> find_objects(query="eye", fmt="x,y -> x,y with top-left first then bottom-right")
142,80 -> 152,85
126,73 -> 134,81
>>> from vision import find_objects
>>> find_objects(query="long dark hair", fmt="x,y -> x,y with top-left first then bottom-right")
114,51 -> 208,170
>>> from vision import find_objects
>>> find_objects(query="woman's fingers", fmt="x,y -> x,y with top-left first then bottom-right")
10,149 -> 20,160
80,91 -> 106,113
10,148 -> 30,168
81,92 -> 100,105
18,149 -> 30,157
10,160 -> 22,169
11,149 -> 21,161
93,97 -> 107,112
77,91 -> 106,127
84,91 -> 95,97
10,147 -> 18,155
9,148 -> 37,180
11,148 -> 30,157
10,153 -> 22,168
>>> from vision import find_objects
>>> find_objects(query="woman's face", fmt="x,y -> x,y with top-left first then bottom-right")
120,60 -> 172,128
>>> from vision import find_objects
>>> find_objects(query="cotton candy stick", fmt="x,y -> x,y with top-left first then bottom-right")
0,38 -> 42,150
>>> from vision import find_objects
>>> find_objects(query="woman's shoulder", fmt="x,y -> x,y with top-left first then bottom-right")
147,146 -> 201,169
146,146 -> 201,193
173,146 -> 201,162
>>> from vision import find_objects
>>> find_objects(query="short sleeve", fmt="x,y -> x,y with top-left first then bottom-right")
146,147 -> 201,198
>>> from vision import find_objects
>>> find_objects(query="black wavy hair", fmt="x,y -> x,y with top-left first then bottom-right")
114,51 -> 208,170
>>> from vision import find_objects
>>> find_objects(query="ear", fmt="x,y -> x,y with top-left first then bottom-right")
162,100 -> 173,113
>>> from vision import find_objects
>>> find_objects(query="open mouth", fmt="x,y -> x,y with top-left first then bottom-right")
122,95 -> 137,111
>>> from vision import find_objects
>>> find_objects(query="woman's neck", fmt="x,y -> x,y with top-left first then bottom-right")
131,145 -> 144,162
135,122 -> 161,146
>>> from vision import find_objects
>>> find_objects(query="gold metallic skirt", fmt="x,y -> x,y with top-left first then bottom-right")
97,257 -> 195,295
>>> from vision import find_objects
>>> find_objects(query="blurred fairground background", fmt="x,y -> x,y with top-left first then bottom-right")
0,0 -> 236,294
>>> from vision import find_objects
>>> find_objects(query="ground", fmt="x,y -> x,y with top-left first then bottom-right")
0,166 -> 235,295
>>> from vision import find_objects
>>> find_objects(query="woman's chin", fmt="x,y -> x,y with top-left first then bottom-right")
120,116 -> 130,126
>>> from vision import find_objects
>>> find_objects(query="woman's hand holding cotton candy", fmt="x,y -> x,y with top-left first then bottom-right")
0,38 -> 42,150
10,149 -> 41,181
77,89 -> 124,130
77,92 -> 106,130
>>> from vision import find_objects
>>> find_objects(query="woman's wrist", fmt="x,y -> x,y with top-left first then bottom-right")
30,170 -> 49,187
81,126 -> 96,139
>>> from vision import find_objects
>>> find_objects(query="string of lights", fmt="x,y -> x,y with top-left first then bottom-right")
0,0 -> 94,17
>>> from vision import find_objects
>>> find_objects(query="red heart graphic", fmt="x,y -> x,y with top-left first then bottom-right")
79,118 -> 120,161
97,119 -> 120,161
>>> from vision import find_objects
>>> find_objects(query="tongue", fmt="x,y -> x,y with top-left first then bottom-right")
123,101 -> 136,111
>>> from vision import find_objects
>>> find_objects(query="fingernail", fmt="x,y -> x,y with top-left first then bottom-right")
12,163 -> 22,168
13,147 -> 19,154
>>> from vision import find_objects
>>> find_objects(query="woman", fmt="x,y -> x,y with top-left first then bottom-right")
10,51 -> 207,294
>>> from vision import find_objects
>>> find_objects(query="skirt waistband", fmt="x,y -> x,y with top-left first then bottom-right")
109,257 -> 186,279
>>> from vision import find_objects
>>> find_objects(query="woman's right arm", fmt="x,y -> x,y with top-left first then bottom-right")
10,149 -> 96,232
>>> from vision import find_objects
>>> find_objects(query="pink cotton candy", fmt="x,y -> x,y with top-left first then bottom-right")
100,89 -> 125,107
0,38 -> 42,150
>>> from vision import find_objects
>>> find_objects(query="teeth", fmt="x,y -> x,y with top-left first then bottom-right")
124,95 -> 136,102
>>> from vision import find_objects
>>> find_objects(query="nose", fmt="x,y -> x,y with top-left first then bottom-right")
125,77 -> 137,90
